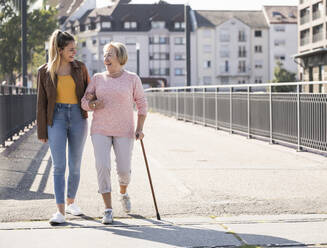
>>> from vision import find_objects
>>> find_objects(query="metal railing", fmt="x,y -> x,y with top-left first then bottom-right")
145,82 -> 327,154
0,85 -> 37,146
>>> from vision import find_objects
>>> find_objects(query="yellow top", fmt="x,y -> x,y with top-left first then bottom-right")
56,75 -> 78,104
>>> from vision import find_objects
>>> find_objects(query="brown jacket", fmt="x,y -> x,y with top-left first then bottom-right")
36,60 -> 90,139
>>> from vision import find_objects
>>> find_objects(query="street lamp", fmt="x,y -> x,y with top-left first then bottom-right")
136,42 -> 140,76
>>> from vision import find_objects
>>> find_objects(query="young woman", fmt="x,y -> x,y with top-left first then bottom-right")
81,41 -> 147,224
36,30 -> 90,224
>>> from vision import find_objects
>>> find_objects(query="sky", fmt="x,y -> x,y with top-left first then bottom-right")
130,0 -> 299,10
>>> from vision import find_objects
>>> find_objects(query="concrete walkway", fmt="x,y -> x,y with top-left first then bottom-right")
1,112 -> 327,247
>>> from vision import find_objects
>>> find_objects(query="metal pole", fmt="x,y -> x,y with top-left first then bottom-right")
247,86 -> 251,138
269,85 -> 273,144
230,87 -> 233,134
192,88 -> 195,123
297,84 -> 301,151
203,88 -> 205,125
21,0 -> 27,87
185,4 -> 191,87
215,87 -> 218,129
136,43 -> 140,76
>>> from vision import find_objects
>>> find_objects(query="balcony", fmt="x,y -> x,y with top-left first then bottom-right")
300,15 -> 310,25
300,36 -> 310,46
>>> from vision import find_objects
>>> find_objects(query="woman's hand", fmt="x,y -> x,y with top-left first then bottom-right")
88,99 -> 104,110
85,92 -> 96,101
135,130 -> 144,140
39,138 -> 48,143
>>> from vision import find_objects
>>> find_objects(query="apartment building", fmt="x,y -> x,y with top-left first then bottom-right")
295,0 -> 327,92
62,0 -> 197,87
194,10 -> 269,85
263,6 -> 298,81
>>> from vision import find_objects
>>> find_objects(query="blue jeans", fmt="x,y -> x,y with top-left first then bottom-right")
47,103 -> 88,204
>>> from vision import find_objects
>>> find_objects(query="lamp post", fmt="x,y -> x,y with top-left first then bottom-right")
136,42 -> 140,76
21,0 -> 27,87
185,3 -> 191,87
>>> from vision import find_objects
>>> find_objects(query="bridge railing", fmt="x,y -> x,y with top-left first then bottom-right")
145,82 -> 327,154
0,85 -> 37,146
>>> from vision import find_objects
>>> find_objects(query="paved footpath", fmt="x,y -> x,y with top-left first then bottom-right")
1,112 -> 327,247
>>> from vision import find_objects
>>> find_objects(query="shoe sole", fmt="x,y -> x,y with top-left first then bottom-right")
65,210 -> 83,216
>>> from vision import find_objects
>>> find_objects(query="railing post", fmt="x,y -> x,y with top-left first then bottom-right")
297,84 -> 302,152
203,88 -> 206,126
230,87 -> 233,134
215,87 -> 219,129
192,88 -> 195,123
184,88 -> 186,121
269,85 -> 273,144
247,86 -> 251,139
176,89 -> 179,120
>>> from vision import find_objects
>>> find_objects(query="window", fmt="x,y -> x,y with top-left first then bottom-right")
203,76 -> 212,84
255,30 -> 262,37
124,21 -> 137,29
203,44 -> 212,53
150,36 -> 169,44
274,54 -> 286,60
150,68 -> 169,76
220,29 -> 230,42
254,60 -> 263,69
125,37 -> 136,45
238,80 -> 246,84
238,30 -> 246,41
221,76 -> 229,84
204,60 -> 211,68
238,61 -> 246,73
175,68 -> 186,76
225,60 -> 229,72
82,54 -> 87,61
149,53 -> 169,60
82,41 -> 86,47
100,38 -> 111,45
238,46 -> 246,57
92,39 -> 97,45
220,45 -> 229,58
255,45 -> 262,53
151,21 -> 165,29
102,22 -> 111,28
174,22 -> 185,29
174,37 -> 185,45
175,53 -> 186,60
274,26 -> 285,32
255,76 -> 263,84
274,39 -> 286,46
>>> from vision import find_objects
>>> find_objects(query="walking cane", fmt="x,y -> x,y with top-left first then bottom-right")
137,135 -> 161,220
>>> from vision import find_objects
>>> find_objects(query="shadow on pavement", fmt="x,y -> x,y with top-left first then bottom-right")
0,128 -> 54,201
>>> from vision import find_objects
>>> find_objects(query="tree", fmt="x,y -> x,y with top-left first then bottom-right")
0,1 -> 57,85
272,61 -> 297,92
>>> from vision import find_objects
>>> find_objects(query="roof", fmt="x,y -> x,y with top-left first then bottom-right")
263,6 -> 297,24
195,10 -> 269,29
77,3 -> 190,32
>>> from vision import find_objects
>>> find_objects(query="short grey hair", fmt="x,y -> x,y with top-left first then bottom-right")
103,41 -> 128,66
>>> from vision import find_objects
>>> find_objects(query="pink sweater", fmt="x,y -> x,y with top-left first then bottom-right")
81,70 -> 147,138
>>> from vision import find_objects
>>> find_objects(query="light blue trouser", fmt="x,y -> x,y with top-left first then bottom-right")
47,103 -> 88,204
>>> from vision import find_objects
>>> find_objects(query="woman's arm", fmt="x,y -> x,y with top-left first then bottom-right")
133,75 -> 147,140
36,69 -> 48,142
81,75 -> 96,111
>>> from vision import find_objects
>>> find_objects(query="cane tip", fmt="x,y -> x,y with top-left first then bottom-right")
157,213 -> 161,220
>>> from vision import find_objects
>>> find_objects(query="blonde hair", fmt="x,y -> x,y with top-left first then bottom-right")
47,29 -> 75,83
103,42 -> 128,66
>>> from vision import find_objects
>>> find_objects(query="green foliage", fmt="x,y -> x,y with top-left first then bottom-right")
272,61 -> 297,92
0,2 -> 57,84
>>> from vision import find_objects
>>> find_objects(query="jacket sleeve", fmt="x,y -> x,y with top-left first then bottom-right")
133,75 -> 147,116
81,75 -> 96,112
36,69 -> 48,139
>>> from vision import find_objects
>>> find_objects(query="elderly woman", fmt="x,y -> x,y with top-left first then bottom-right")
81,42 -> 147,224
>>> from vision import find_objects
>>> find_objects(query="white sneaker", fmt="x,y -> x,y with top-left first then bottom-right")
120,193 -> 131,213
102,209 -> 113,224
49,212 -> 65,225
66,203 -> 83,216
